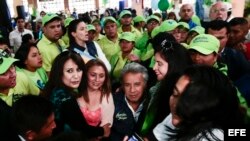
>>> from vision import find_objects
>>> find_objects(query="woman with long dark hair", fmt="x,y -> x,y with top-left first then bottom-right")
68,19 -> 110,71
152,65 -> 246,141
140,32 -> 192,135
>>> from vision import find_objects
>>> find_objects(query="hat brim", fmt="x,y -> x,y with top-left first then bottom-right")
119,38 -> 135,42
104,19 -> 117,26
0,58 -> 18,74
189,46 -> 213,55
43,16 -> 61,26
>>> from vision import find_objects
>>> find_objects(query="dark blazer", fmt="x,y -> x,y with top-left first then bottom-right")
110,91 -> 149,141
220,47 -> 250,81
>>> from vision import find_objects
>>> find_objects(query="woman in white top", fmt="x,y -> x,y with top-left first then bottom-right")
68,19 -> 111,72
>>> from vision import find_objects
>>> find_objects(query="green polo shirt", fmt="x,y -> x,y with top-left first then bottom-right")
0,71 -> 40,106
118,25 -> 142,40
135,32 -> 154,61
110,49 -> 141,80
61,31 -> 70,47
94,33 -> 105,41
37,35 -> 66,72
97,35 -> 120,61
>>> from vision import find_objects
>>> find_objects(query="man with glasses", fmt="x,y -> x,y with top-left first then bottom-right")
136,15 -> 160,63
0,49 -> 39,106
209,1 -> 228,21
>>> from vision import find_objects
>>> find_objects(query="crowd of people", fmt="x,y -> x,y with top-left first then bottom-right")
1,1 -> 250,141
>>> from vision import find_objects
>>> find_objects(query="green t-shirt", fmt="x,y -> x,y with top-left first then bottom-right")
61,31 -> 70,48
21,68 -> 48,90
0,71 -> 40,106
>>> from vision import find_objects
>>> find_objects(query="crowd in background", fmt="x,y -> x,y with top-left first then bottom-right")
1,1 -> 250,141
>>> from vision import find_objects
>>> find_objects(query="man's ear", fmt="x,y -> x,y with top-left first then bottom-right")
25,130 -> 37,141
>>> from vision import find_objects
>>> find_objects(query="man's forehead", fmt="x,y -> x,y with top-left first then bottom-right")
181,5 -> 192,10
213,2 -> 226,9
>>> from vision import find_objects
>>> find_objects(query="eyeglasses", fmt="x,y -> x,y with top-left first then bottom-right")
0,49 -> 11,64
211,8 -> 226,14
147,21 -> 159,26
160,39 -> 174,52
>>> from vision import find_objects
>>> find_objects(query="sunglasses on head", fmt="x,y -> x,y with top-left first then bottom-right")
0,49 -> 12,64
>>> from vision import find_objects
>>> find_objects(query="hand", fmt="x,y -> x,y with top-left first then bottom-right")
102,123 -> 111,137
235,42 -> 247,54
127,54 -> 140,62
123,136 -> 129,141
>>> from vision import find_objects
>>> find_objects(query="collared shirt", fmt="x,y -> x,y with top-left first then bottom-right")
94,33 -> 105,41
118,25 -> 142,40
37,35 -> 66,72
97,35 -> 120,61
125,96 -> 144,122
110,49 -> 141,80
9,29 -> 34,52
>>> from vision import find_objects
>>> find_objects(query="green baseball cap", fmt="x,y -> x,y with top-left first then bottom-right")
146,15 -> 160,23
64,17 -> 74,27
87,24 -> 96,31
189,26 -> 205,35
92,19 -> 101,25
189,34 -> 220,55
119,32 -> 136,42
119,10 -> 132,19
42,13 -> 61,26
0,49 -> 18,75
103,16 -> 117,26
160,19 -> 178,32
177,22 -> 190,30
151,26 -> 162,38
133,16 -> 146,23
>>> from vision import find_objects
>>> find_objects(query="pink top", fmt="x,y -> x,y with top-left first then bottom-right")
80,107 -> 102,126
77,94 -> 115,127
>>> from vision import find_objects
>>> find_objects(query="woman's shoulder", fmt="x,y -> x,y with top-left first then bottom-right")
50,88 -> 72,101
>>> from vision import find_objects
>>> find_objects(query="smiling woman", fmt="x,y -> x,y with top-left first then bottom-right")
76,59 -> 114,139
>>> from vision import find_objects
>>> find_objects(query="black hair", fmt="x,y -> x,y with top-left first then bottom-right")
14,43 -> 37,69
21,33 -> 33,44
84,59 -> 111,103
148,32 -> 193,131
12,95 -> 54,136
229,17 -> 248,27
172,65 -> 246,141
152,32 -> 192,76
206,20 -> 230,34
68,19 -> 84,45
15,16 -> 24,23
43,51 -> 87,98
